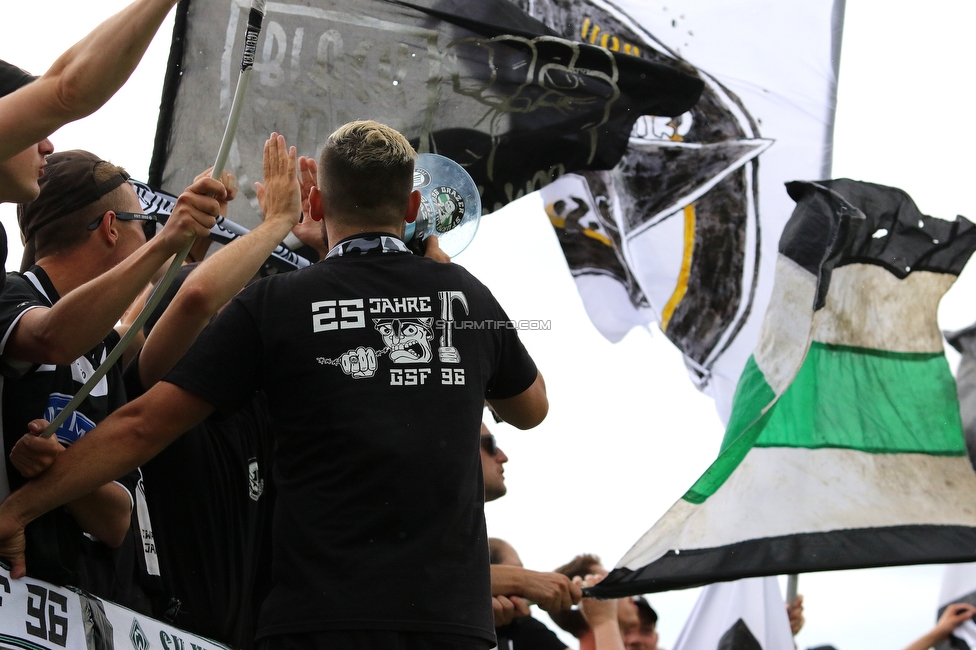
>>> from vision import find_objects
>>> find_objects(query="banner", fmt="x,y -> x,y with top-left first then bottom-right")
532,0 -> 844,419
150,0 -> 701,228
0,563 -> 229,650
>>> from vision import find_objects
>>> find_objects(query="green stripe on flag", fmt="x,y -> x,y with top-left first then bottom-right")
684,356 -> 775,504
754,341 -> 965,454
682,342 -> 966,505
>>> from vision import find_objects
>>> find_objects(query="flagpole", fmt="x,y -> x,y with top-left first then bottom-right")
40,0 -> 268,439
786,573 -> 799,604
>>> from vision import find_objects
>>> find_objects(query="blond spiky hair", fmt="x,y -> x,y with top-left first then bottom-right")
326,120 -> 416,170
318,120 -> 417,227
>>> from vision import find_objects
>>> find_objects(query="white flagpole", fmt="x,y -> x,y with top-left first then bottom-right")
786,573 -> 799,603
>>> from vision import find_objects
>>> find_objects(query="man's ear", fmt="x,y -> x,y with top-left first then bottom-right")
94,211 -> 121,246
404,189 -> 420,224
309,186 -> 324,222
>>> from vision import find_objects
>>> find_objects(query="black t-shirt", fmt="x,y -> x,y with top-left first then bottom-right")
0,225 -> 7,295
125,354 -> 275,650
164,234 -> 538,643
495,616 -> 571,650
0,266 -> 144,609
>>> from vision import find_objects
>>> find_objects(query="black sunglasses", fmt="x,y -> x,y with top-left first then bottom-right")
87,211 -> 158,240
480,434 -> 498,456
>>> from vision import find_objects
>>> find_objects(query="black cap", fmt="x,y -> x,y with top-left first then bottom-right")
18,150 -> 130,241
0,59 -> 36,98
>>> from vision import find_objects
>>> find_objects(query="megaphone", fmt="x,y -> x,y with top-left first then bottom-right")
405,153 -> 482,257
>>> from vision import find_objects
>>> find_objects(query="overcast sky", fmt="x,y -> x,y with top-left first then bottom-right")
2,1 -> 976,649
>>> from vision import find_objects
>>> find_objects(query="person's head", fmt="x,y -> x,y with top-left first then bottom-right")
309,120 -> 419,239
549,554 -> 607,638
18,150 -> 150,268
481,423 -> 509,502
488,537 -> 522,567
0,60 -> 54,204
555,553 -> 605,582
618,596 -> 659,650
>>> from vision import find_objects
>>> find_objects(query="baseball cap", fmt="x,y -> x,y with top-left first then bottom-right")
18,150 -> 130,241
0,59 -> 36,98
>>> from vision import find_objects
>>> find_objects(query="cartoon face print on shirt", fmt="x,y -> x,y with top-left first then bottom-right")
373,317 -> 435,363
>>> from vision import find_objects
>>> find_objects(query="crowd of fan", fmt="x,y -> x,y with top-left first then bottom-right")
1,3 -> 975,650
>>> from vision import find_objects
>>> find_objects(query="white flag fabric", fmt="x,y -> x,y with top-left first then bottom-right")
672,577 -> 794,650
533,0 -> 843,420
938,563 -> 976,649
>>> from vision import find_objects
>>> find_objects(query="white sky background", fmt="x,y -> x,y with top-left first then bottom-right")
2,1 -> 976,649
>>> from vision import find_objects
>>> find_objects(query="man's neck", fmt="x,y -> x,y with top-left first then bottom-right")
326,223 -> 403,251
34,250 -> 108,297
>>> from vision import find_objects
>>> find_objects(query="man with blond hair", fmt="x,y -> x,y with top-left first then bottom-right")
0,120 -> 548,650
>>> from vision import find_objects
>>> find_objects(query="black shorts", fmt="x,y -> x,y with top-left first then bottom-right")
256,630 -> 491,650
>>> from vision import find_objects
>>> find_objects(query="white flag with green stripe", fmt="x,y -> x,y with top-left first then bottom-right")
590,179 -> 976,597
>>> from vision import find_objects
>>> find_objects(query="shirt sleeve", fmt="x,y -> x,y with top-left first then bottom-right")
0,274 -> 48,376
122,350 -> 145,400
163,294 -> 264,415
111,468 -> 141,513
483,293 -> 539,401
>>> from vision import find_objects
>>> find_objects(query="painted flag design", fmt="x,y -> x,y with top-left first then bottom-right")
150,0 -> 702,225
529,0 -> 843,420
589,179 -> 976,597
671,577 -> 794,650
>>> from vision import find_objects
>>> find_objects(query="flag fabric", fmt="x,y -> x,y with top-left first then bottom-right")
149,0 -> 702,227
530,0 -> 843,419
671,577 -> 794,650
588,179 -> 976,598
938,563 -> 976,650
947,323 -> 976,471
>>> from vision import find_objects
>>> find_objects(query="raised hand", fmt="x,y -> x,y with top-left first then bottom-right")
156,176 -> 224,254
254,133 -> 301,229
194,167 -> 239,217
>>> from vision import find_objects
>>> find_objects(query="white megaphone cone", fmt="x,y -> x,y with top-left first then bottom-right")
404,153 -> 482,257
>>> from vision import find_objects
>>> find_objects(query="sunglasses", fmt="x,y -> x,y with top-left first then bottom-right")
87,211 -> 158,240
480,434 -> 498,456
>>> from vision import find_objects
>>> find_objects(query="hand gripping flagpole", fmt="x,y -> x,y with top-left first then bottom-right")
41,0 -> 268,439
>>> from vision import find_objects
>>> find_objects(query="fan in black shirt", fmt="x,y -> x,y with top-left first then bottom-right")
0,121 -> 549,650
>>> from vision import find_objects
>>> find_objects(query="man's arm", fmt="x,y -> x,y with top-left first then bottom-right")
902,603 -> 976,650
490,563 -> 581,614
9,421 -> 134,548
138,134 -> 301,388
63,482 -> 133,549
488,371 -> 548,430
0,381 -> 214,577
4,177 -> 222,365
0,0 -> 178,161
577,574 -> 624,650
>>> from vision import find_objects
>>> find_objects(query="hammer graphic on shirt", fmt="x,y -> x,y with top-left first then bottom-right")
438,291 -> 468,363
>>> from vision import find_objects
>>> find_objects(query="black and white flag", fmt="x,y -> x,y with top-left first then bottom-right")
672,577 -> 794,650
